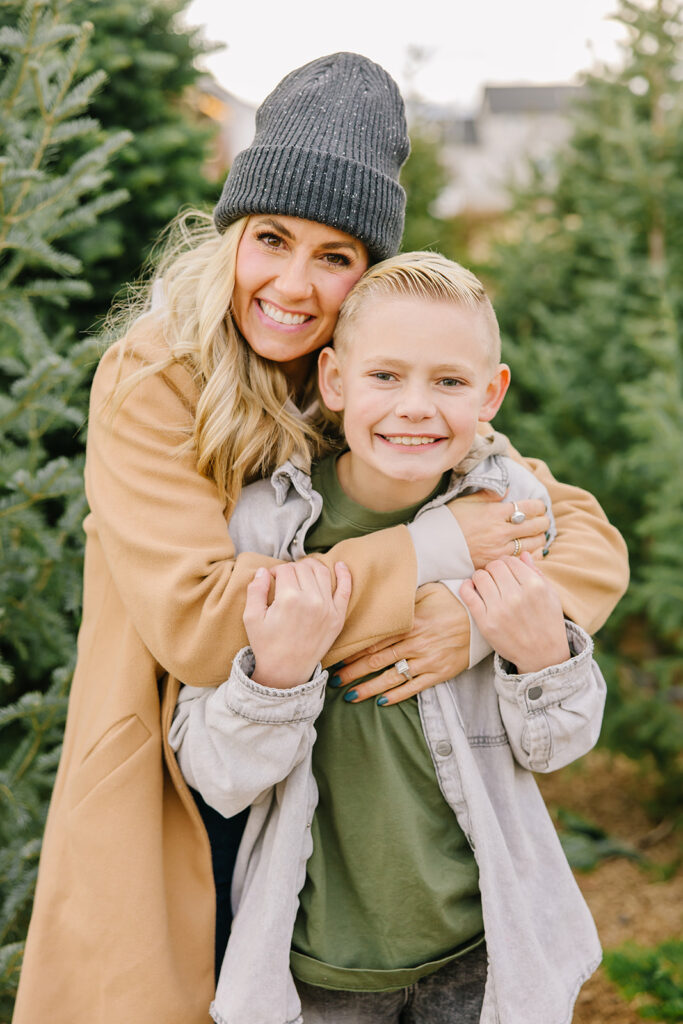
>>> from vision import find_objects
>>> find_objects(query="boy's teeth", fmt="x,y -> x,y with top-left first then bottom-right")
385,436 -> 438,446
259,300 -> 309,325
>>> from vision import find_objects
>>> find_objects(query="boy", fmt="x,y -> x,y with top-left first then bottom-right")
170,252 -> 606,1024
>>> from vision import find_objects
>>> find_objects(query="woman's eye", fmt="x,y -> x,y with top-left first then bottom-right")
324,252 -> 351,266
256,232 -> 283,248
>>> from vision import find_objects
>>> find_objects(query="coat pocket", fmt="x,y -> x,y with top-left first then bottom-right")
68,714 -> 151,810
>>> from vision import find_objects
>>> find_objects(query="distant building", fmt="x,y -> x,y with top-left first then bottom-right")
194,77 -> 256,176
413,84 -> 585,217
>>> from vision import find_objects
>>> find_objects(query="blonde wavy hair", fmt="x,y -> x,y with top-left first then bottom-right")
104,210 -> 336,512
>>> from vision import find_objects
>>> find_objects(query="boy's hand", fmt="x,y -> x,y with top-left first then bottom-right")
459,552 -> 571,673
243,560 -> 352,689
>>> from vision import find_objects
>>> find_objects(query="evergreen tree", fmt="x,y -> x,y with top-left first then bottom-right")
489,0 -> 683,801
0,0 -> 130,1004
401,125 -> 453,253
50,0 -> 219,336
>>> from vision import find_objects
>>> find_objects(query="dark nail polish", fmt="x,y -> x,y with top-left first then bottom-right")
329,674 -> 343,688
343,690 -> 358,703
377,696 -> 389,706
542,548 -> 549,558
545,531 -> 550,542
329,661 -> 345,672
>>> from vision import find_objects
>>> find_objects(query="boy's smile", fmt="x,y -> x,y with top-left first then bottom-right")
318,296 -> 509,512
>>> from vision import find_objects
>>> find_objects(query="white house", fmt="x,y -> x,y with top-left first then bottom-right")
420,84 -> 585,217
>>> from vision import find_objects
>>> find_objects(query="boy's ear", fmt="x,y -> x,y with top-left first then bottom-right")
479,364 -> 511,422
318,346 -> 345,411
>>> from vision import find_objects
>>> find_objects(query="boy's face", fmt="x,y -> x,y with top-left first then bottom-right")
318,295 -> 510,509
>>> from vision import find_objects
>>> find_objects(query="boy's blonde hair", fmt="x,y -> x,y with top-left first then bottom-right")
334,251 -> 501,367
104,210 -> 333,511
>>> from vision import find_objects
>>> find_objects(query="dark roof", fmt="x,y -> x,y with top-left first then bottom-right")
483,85 -> 585,114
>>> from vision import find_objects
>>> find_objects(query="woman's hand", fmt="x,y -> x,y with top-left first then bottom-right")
244,560 -> 352,689
329,583 -> 470,705
448,492 -> 549,568
460,552 -> 571,673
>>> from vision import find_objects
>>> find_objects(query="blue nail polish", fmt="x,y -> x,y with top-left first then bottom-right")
329,674 -> 343,688
329,661 -> 345,672
343,690 -> 358,703
545,531 -> 550,542
377,696 -> 389,706
542,547 -> 549,558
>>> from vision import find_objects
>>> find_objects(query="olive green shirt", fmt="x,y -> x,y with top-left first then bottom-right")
290,455 -> 484,992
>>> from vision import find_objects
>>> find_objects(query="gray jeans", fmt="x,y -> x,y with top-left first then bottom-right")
296,942 -> 487,1024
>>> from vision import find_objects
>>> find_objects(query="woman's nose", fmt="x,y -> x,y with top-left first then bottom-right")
274,255 -> 314,302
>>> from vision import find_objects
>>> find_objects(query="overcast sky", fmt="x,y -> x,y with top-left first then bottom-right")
183,0 -> 629,110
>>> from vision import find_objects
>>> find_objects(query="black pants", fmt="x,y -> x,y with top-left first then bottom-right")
191,787 -> 249,982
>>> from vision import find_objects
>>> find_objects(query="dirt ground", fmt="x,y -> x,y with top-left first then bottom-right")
536,749 -> 682,1024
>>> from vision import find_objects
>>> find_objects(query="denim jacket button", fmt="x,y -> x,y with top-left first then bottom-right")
528,686 -> 543,700
435,740 -> 452,757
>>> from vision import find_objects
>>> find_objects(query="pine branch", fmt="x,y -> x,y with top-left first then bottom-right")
0,17 -> 96,230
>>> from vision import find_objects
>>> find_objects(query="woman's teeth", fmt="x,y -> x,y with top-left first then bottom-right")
259,300 -> 310,326
384,436 -> 439,446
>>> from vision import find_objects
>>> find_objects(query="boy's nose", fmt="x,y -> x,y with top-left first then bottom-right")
395,387 -> 436,420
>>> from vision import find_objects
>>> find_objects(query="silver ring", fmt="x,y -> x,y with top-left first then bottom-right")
512,538 -> 521,556
510,502 -> 526,525
395,658 -> 412,681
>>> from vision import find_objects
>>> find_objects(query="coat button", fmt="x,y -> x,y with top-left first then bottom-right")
528,686 -> 543,700
435,740 -> 452,757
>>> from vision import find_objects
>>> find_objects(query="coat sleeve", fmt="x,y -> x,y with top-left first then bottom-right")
493,622 -> 606,773
168,648 -> 325,816
504,442 -> 629,633
85,330 -> 419,686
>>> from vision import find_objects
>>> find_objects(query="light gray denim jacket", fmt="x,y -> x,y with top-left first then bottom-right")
169,454 -> 606,1024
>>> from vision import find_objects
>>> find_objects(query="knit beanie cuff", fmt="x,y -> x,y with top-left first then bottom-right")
213,145 -> 406,262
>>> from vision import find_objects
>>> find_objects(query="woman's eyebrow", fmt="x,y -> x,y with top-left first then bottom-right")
319,240 -> 361,253
252,217 -> 360,254
253,216 -> 295,239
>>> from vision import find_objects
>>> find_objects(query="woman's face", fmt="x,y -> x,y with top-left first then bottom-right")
233,215 -> 369,387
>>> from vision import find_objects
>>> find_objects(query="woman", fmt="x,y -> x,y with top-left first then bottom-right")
14,53 -> 628,1024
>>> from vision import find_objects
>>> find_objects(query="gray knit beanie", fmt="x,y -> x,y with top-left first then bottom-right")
213,52 -> 410,261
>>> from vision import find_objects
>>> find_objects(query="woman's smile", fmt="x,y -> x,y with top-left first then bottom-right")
232,215 -> 368,382
255,297 -> 314,329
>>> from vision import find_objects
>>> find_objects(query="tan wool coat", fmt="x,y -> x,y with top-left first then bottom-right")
14,318 -> 629,1024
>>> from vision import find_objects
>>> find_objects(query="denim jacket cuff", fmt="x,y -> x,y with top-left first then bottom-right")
407,505 -> 474,586
493,622 -> 594,714
224,646 -> 327,724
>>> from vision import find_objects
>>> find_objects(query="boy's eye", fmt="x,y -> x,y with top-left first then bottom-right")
372,371 -> 396,382
440,378 -> 462,388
